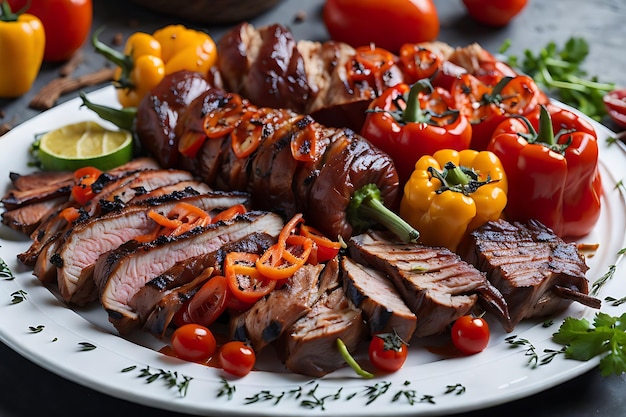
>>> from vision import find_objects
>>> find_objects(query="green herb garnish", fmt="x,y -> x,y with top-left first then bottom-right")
502,37 -> 615,121
552,312 -> 626,376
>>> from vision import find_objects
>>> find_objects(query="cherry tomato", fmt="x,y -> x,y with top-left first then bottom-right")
603,89 -> 626,129
171,323 -> 217,362
450,315 -> 490,355
179,275 -> 229,328
322,0 -> 439,53
9,0 -> 93,62
368,332 -> 409,373
219,341 -> 256,377
461,0 -> 528,27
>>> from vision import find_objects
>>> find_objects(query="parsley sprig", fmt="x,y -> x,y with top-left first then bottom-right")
501,37 -> 615,121
552,312 -> 626,376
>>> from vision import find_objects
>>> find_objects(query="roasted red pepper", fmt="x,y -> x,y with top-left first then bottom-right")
452,73 -> 545,151
487,105 -> 602,238
361,80 -> 472,185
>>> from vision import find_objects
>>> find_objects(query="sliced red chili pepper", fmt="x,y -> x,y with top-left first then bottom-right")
225,252 -> 276,303
300,224 -> 341,263
230,108 -> 278,159
71,166 -> 102,205
256,235 -> 313,280
203,93 -> 246,139
290,119 -> 319,162
399,44 -> 441,83
178,130 -> 207,159
346,45 -> 396,91
59,206 -> 81,223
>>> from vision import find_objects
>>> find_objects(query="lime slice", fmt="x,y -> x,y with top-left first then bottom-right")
36,121 -> 133,171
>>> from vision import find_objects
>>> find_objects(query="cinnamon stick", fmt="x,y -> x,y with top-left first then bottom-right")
29,67 -> 116,111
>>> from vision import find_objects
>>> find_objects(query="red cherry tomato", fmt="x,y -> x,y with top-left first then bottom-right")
322,0 -> 440,53
450,315 -> 490,355
368,332 -> 409,373
177,275 -> 230,328
603,89 -> 626,129
171,323 -> 217,362
9,0 -> 93,62
461,0 -> 528,27
71,166 -> 102,205
219,341 -> 256,377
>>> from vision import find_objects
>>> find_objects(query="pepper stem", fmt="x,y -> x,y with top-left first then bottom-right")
79,92 -> 137,131
535,105 -> 556,146
91,27 -> 134,89
336,338 -> 374,379
403,79 -> 432,123
348,184 -> 420,243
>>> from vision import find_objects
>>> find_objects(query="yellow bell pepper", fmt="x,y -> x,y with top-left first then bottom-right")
400,149 -> 508,251
92,24 -> 217,108
0,1 -> 45,98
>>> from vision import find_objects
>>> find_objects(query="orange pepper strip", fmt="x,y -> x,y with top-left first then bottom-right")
59,206 -> 81,223
211,204 -> 247,224
225,252 -> 276,303
148,210 -> 182,229
256,234 -> 312,280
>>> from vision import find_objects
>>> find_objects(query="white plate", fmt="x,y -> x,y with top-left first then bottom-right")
0,87 -> 625,417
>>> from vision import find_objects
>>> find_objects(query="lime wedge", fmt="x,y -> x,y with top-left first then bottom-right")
36,121 -> 133,171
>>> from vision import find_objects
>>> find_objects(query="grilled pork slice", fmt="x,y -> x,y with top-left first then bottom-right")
230,262 -> 327,352
93,211 -> 284,334
276,285 -> 367,377
138,232 -> 275,338
341,256 -> 417,341
1,171 -> 73,211
349,231 -> 512,336
57,191 -> 250,306
1,196 -> 66,235
458,219 -> 600,327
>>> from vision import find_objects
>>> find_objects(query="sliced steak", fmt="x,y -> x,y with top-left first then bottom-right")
276,284 -> 367,378
1,196 -> 66,234
349,231 -> 512,336
137,232 -> 275,337
57,191 -> 250,306
458,219 -> 600,327
93,211 -> 284,334
230,262 -> 326,352
341,256 -> 416,341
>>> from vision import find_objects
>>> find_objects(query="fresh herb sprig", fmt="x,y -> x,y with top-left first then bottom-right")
552,312 -> 626,376
501,37 -> 615,121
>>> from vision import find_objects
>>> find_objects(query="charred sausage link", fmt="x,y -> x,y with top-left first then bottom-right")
136,75 -> 403,241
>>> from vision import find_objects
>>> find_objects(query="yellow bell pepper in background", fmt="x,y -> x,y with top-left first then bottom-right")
400,149 -> 508,252
0,1 -> 45,98
93,24 -> 217,108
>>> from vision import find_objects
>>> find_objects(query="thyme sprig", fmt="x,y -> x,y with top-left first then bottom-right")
10,290 -> 26,304
0,257 -> 14,280
505,335 -> 565,368
123,365 -> 192,397
28,325 -> 45,333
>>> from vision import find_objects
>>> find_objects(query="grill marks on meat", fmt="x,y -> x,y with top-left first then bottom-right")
140,83 -> 400,241
137,232 -> 275,337
458,219 -> 600,327
349,231 -> 512,336
276,258 -> 367,377
93,211 -> 284,334
341,256 -> 416,341
57,191 -> 250,306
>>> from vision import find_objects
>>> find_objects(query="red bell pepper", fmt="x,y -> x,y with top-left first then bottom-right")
452,73 -> 545,151
487,105 -> 602,238
360,80 -> 472,185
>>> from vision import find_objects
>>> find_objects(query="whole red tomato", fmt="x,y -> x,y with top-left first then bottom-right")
9,0 -> 93,62
451,315 -> 490,355
462,0 -> 528,27
322,0 -> 439,53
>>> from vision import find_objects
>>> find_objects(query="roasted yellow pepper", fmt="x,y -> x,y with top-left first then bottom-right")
93,24 -> 217,108
400,149 -> 508,251
0,1 -> 45,98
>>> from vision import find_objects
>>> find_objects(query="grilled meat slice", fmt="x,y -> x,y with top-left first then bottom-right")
135,70 -> 213,168
276,284 -> 367,378
57,191 -> 250,306
230,262 -> 326,352
1,172 -> 73,211
341,256 -> 416,341
1,196 -> 66,235
458,219 -> 600,327
349,231 -> 512,335
93,211 -> 284,334
137,232 -> 275,337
